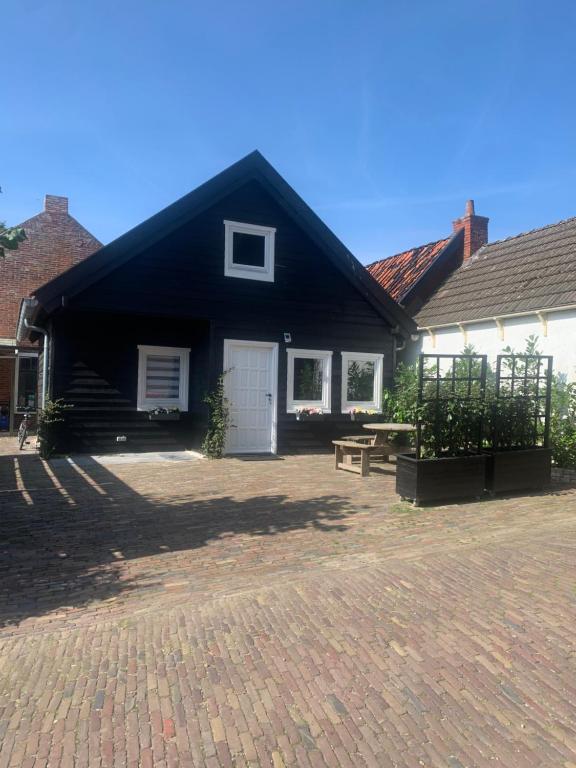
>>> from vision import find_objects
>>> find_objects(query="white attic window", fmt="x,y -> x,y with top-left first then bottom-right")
224,220 -> 275,282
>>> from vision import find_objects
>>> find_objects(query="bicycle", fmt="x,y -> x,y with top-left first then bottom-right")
18,410 -> 32,450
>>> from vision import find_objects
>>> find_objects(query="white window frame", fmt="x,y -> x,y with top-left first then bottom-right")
341,352 -> 384,413
224,220 -> 276,282
287,348 -> 332,413
14,352 -> 39,414
137,345 -> 190,411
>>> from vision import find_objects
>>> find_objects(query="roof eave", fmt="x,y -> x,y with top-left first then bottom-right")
417,302 -> 576,330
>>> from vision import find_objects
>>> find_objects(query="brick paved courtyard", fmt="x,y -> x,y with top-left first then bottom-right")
1,439 -> 576,767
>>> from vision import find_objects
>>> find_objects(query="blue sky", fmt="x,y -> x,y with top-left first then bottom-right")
3,0 -> 576,263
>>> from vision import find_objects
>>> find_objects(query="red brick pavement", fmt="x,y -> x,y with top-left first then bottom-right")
0,440 -> 576,766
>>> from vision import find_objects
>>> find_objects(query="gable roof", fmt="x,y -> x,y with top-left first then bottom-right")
416,216 -> 576,327
29,151 -> 415,337
367,236 -> 454,303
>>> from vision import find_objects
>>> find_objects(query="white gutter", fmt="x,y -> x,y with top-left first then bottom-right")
417,302 -> 576,332
16,298 -> 49,409
24,321 -> 48,409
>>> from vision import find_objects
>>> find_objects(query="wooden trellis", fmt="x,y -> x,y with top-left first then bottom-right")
493,354 -> 553,449
416,353 -> 488,459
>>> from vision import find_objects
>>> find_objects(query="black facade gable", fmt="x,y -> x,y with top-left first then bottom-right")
32,151 -> 414,336
68,180 -> 393,328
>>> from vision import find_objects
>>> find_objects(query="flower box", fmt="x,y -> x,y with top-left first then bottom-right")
295,412 -> 325,421
349,412 -> 377,422
148,411 -> 181,421
396,452 -> 487,506
484,447 -> 552,494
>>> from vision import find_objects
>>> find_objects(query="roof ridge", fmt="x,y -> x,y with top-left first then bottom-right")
366,235 -> 450,268
482,214 -> 576,249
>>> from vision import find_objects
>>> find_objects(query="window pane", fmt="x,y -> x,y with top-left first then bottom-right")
145,355 -> 180,399
347,360 -> 375,401
293,358 -> 323,401
232,232 -> 265,267
17,357 -> 38,410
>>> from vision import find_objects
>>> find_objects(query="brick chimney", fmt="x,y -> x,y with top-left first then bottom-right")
452,200 -> 488,260
44,195 -> 69,215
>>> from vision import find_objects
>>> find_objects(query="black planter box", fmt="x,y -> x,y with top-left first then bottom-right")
295,413 -> 325,421
148,412 -> 181,421
396,452 -> 487,505
485,447 -> 552,494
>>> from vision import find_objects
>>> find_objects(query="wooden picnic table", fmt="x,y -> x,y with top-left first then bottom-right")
333,423 -> 416,478
361,423 -> 416,448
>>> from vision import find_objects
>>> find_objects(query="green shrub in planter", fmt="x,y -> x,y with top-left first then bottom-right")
396,353 -> 489,505
396,393 -> 488,504
37,399 -> 72,460
485,348 -> 553,494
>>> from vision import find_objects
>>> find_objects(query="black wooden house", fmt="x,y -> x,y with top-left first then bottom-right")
17,152 -> 415,454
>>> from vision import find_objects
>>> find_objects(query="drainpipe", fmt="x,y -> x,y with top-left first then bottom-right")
392,331 -> 419,368
24,320 -> 49,409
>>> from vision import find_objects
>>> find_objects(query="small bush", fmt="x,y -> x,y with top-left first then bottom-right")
201,373 -> 230,459
550,375 -> 576,468
37,399 -> 72,459
382,362 -> 420,425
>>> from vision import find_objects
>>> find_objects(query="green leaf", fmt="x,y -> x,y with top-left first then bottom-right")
0,225 -> 27,258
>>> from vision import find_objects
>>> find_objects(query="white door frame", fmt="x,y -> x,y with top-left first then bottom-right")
223,339 -> 279,454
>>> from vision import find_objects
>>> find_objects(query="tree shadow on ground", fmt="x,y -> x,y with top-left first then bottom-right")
0,451 -> 359,629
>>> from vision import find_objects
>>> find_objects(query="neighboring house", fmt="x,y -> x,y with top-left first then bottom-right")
370,199 -> 576,379
367,200 -> 488,316
416,215 -> 576,378
17,151 -> 415,454
0,196 -> 101,432
367,234 -> 460,316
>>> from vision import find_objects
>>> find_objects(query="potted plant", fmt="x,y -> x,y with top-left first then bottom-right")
148,407 -> 181,421
349,408 -> 378,422
485,353 -> 553,494
396,353 -> 488,505
295,407 -> 325,421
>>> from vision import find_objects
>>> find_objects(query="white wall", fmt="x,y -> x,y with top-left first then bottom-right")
420,309 -> 576,380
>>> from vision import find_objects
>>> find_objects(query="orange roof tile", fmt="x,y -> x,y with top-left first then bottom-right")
366,237 -> 451,302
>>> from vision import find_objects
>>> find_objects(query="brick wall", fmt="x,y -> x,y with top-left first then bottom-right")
0,195 -> 101,341
452,200 -> 489,260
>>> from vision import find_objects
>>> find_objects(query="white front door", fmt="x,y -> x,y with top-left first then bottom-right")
223,340 -> 278,454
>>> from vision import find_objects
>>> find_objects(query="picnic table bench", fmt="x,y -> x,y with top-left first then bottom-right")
333,423 -> 416,477
332,439 -> 381,477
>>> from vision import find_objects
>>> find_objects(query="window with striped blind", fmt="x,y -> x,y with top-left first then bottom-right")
145,354 -> 180,399
137,345 -> 190,411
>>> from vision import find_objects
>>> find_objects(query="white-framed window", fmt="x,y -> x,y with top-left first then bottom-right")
14,352 -> 39,413
137,345 -> 190,411
224,220 -> 276,282
287,348 -> 332,413
341,352 -> 384,413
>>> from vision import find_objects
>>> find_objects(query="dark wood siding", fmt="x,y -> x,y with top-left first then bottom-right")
50,180 -> 397,453
52,314 -> 210,453
212,319 -> 394,453
72,181 -> 388,330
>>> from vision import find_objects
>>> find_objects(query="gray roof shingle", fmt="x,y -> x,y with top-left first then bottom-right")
415,216 -> 576,327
